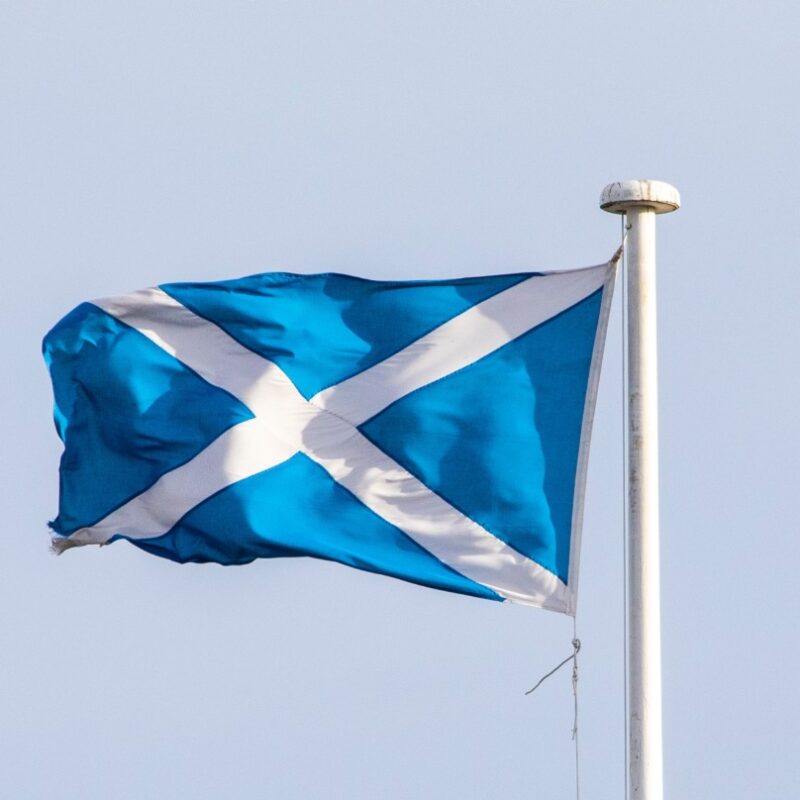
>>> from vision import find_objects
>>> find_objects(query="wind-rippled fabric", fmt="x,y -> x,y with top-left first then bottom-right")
43,263 -> 615,613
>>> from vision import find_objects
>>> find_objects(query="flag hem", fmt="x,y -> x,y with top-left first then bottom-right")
563,259 -> 618,616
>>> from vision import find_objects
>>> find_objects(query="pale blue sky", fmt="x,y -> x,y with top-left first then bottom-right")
2,3 -> 798,798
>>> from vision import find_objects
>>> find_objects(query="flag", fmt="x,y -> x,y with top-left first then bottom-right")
43,262 -> 615,613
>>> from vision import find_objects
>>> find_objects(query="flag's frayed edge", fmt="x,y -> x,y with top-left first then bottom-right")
48,521 -> 83,554
50,535 -> 76,554
50,534 -> 104,554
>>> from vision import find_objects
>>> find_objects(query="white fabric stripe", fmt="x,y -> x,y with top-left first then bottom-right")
311,265 -> 609,426
301,411 -> 569,609
94,288 -> 304,419
66,418 -> 297,547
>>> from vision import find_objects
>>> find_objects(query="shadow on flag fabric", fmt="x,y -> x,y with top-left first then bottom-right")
43,262 -> 616,614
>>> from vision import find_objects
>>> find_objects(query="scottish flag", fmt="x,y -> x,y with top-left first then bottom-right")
44,263 -> 615,613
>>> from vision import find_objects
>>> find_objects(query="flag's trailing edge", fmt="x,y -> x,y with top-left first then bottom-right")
43,261 -> 616,614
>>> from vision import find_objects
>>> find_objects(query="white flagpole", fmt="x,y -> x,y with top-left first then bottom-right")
600,180 -> 680,800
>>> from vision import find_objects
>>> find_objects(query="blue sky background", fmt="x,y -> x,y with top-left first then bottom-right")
2,3 -> 798,798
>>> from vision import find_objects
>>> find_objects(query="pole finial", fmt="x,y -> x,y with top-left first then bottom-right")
600,180 -> 680,215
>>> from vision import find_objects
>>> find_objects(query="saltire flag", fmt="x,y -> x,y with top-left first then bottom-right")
43,262 -> 615,614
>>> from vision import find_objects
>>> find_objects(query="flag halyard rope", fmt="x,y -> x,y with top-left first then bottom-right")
524,636 -> 582,697
523,631 -> 582,798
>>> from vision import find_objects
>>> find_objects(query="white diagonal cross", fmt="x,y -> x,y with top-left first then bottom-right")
61,266 -> 608,608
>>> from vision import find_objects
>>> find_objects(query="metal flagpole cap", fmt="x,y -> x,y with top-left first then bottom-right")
600,180 -> 680,214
